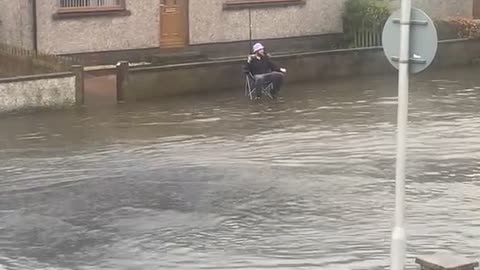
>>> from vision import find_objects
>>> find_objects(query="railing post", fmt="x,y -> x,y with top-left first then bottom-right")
72,65 -> 84,105
116,61 -> 129,103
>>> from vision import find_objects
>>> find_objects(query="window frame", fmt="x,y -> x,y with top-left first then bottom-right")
223,0 -> 305,10
56,0 -> 127,14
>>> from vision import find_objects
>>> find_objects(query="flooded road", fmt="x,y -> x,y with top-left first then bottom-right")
1,67 -> 480,270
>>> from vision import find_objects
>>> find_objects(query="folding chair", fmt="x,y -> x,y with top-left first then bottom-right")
244,72 -> 274,100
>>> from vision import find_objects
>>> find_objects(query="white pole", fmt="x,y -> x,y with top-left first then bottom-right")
391,0 -> 411,269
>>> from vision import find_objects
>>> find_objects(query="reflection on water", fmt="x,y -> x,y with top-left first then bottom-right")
1,67 -> 480,270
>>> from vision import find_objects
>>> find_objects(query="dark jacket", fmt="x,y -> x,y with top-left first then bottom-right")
243,54 -> 280,75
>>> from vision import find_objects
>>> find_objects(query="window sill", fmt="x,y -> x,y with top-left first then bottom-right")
53,9 -> 131,20
223,0 -> 305,10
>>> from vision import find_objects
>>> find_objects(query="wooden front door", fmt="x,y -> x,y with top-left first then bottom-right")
474,0 -> 480,19
160,0 -> 188,48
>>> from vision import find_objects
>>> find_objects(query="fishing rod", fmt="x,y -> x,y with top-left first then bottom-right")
248,7 -> 252,54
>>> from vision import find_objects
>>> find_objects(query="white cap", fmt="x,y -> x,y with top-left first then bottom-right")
253,43 -> 264,53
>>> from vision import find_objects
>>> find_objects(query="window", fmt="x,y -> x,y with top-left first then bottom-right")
223,0 -> 305,10
57,0 -> 126,13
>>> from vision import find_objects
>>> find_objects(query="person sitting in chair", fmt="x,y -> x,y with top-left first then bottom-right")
243,43 -> 287,98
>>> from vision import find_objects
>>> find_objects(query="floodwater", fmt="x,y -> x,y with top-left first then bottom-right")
1,67 -> 480,270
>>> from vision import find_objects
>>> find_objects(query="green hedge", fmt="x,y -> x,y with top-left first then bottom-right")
342,0 -> 391,47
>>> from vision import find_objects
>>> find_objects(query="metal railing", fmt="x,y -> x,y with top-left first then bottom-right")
0,43 -> 80,78
353,28 -> 383,48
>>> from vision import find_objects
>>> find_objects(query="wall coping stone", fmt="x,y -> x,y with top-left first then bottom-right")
0,72 -> 74,84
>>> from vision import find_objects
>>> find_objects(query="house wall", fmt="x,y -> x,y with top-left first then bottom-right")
6,0 -> 471,59
389,0 -> 473,18
0,0 -> 34,49
189,0 -> 348,45
37,0 -> 161,55
188,0 -> 473,46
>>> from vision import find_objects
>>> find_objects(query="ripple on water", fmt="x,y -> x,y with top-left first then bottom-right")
1,69 -> 480,269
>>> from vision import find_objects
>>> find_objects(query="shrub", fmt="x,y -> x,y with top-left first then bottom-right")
342,0 -> 391,47
435,17 -> 480,40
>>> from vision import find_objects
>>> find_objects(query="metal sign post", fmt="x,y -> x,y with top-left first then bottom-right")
390,0 -> 411,269
381,0 -> 438,269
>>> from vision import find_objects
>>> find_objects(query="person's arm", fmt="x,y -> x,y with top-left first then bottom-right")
267,55 -> 281,72
243,55 -> 253,74
267,54 -> 286,73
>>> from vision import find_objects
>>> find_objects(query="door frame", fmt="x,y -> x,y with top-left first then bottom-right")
474,0 -> 480,19
159,0 -> 189,48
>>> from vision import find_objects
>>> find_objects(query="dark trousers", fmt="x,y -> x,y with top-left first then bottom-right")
253,71 -> 285,96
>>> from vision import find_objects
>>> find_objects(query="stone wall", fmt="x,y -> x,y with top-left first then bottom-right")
0,0 -> 34,49
0,73 -> 76,113
122,39 -> 480,101
123,61 -> 245,101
